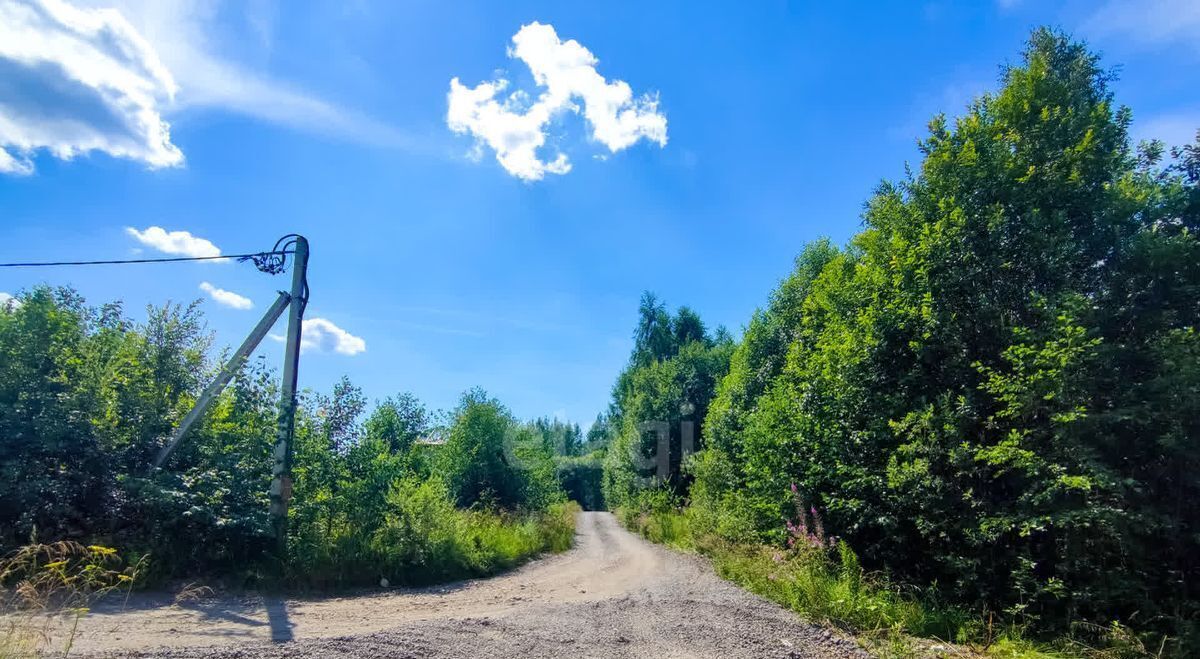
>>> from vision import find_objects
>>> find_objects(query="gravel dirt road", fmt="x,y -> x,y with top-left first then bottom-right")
66,512 -> 867,658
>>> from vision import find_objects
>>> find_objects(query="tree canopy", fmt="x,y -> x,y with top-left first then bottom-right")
606,28 -> 1200,647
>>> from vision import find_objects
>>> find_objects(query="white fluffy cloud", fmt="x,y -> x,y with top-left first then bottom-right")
126,226 -> 221,258
0,0 -> 183,174
199,282 -> 252,310
272,318 -> 367,356
301,318 -> 366,355
0,292 -> 17,309
447,22 -> 667,181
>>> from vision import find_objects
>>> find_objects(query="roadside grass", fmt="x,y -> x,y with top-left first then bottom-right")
436,500 -> 578,578
0,499 -> 578,656
289,481 -> 580,589
0,541 -> 143,658
617,506 -> 1159,659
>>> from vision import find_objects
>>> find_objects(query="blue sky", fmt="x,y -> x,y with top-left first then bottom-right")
2,0 -> 1198,425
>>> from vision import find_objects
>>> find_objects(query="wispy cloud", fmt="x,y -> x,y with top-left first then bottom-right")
1082,0 -> 1200,50
199,281 -> 252,310
271,317 -> 366,356
0,0 -> 184,175
126,226 -> 222,258
88,0 -> 416,150
447,22 -> 667,181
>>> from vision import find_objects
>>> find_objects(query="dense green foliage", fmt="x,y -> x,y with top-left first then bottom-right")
0,289 -> 572,588
525,416 -> 606,510
437,389 -> 563,512
606,30 -> 1200,653
602,293 -> 734,506
555,452 -> 606,511
0,289 -> 276,574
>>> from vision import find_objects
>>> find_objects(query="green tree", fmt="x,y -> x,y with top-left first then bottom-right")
529,416 -> 583,456
364,392 -> 429,454
688,29 -> 1200,646
439,389 -> 562,510
0,288 -> 111,546
603,297 -> 733,507
584,412 -> 612,451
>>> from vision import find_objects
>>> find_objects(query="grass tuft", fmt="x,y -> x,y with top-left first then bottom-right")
0,540 -> 144,658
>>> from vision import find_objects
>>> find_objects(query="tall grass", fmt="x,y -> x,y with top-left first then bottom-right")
0,541 -> 144,658
709,542 -> 957,638
289,478 -> 579,589
618,502 -> 1162,659
618,503 -> 952,637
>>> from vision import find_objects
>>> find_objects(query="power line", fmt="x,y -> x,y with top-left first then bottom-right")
0,250 -> 292,268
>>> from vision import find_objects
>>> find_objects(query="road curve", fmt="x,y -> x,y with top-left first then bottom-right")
70,512 -> 866,658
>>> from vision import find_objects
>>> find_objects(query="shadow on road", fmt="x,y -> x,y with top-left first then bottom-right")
177,601 -> 265,628
265,597 -> 293,642
171,597 -> 291,642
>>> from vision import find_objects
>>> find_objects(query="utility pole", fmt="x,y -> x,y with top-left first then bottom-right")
269,235 -> 309,556
152,292 -> 293,469
145,234 -> 309,563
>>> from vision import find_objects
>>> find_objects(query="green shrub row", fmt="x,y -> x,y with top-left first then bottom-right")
291,477 -> 578,588
0,290 -> 574,588
602,28 -> 1200,656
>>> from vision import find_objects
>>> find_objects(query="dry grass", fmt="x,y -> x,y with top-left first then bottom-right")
172,582 -> 214,606
0,541 -> 144,657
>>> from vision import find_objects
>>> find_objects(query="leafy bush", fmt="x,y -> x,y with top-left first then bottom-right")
370,477 -> 467,583
437,389 -> 564,511
0,289 -> 575,591
297,477 -> 578,587
0,287 -> 271,575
